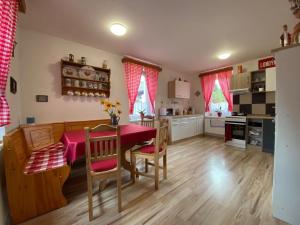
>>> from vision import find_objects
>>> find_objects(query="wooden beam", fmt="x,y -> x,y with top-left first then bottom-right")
18,0 -> 26,13
122,56 -> 162,72
199,66 -> 233,77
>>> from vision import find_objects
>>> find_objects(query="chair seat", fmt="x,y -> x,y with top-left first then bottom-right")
24,142 -> 67,175
137,145 -> 162,154
91,159 -> 117,172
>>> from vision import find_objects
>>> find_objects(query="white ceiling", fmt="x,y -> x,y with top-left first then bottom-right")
19,0 -> 296,74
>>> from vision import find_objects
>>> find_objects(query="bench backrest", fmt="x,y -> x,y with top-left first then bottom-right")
23,125 -> 55,152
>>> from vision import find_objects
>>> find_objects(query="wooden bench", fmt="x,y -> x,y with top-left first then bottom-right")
3,119 -> 110,224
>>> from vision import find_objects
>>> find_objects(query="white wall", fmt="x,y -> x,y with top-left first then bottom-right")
273,45 -> 300,225
18,28 -> 191,125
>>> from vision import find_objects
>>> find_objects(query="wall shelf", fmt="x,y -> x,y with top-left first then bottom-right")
61,59 -> 111,98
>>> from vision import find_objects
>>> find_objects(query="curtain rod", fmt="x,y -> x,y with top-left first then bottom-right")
198,66 -> 233,77
122,56 -> 162,72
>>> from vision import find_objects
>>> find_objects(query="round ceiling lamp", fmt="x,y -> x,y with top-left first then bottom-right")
110,23 -> 127,36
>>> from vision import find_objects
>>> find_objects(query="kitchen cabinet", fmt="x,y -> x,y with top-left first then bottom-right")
168,80 -> 190,99
170,115 -> 204,142
230,72 -> 251,92
266,67 -> 276,92
204,117 -> 225,136
262,119 -> 275,154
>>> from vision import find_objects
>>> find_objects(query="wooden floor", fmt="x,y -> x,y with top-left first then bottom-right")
21,136 -> 288,225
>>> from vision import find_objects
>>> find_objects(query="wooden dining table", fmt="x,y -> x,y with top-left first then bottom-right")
61,124 -> 156,177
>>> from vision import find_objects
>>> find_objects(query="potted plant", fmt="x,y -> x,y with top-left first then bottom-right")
139,109 -> 145,119
100,99 -> 122,126
216,107 -> 222,117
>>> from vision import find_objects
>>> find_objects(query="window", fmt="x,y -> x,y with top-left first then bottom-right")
129,73 -> 152,121
208,79 -> 230,116
0,126 -> 5,144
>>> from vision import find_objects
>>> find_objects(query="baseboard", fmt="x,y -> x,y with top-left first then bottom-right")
204,133 -> 224,138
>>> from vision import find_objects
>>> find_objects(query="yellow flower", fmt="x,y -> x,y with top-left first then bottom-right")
100,99 -> 106,105
116,101 -> 121,106
117,110 -> 122,114
111,104 -> 116,108
106,103 -> 112,109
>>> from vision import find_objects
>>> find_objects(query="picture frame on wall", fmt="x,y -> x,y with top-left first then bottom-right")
10,77 -> 17,94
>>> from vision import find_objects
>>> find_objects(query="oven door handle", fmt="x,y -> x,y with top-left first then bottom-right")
225,122 -> 246,126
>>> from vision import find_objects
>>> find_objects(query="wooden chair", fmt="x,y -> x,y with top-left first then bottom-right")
84,124 -> 122,221
140,116 -> 155,127
131,124 -> 168,190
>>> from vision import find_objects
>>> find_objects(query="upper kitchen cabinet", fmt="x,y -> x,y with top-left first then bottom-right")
266,67 -> 276,92
230,72 -> 251,93
168,80 -> 190,99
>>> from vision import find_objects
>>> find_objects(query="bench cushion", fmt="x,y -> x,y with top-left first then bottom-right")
24,142 -> 67,175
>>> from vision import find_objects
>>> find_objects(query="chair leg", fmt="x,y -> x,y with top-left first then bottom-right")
131,154 -> 136,183
145,159 -> 149,173
117,171 -> 122,212
163,154 -> 167,179
154,157 -> 159,190
87,175 -> 93,221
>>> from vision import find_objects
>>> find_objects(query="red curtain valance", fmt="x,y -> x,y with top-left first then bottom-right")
199,66 -> 233,77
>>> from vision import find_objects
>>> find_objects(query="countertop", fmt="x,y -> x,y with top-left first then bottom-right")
247,114 -> 275,120
160,114 -> 204,119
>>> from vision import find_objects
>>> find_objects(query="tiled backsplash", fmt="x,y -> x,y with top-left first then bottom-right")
233,92 -> 275,115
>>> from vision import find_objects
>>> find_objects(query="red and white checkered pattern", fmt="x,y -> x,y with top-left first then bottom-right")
144,67 -> 159,114
24,142 -> 67,175
123,61 -> 143,114
0,0 -> 18,126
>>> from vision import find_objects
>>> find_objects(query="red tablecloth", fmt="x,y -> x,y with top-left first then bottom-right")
61,124 -> 156,163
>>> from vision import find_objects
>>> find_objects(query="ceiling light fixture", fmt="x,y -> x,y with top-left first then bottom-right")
110,23 -> 127,36
218,52 -> 231,60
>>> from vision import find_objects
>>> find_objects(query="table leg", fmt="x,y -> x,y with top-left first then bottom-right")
121,146 -> 135,181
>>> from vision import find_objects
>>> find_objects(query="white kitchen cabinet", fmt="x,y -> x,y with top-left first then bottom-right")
266,67 -> 276,92
168,80 -> 190,99
170,115 -> 204,142
204,117 -> 225,136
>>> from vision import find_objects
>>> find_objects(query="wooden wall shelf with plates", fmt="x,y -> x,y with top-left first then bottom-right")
61,59 -> 111,98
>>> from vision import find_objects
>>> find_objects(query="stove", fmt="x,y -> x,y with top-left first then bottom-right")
225,115 -> 247,149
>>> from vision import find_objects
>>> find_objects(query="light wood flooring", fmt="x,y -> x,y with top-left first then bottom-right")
21,136 -> 288,225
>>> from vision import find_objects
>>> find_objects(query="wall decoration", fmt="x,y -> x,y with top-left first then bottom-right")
289,0 -> 300,43
10,77 -> 17,94
36,95 -> 48,102
194,90 -> 201,97
280,24 -> 292,47
258,57 -> 276,70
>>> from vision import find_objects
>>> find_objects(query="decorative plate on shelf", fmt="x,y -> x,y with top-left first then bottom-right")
62,66 -> 78,78
79,66 -> 96,80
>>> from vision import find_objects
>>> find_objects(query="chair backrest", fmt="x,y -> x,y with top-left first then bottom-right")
22,125 -> 55,152
141,116 -> 155,128
84,124 -> 121,172
155,124 -> 168,153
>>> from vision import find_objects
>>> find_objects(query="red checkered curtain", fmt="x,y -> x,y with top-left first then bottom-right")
145,67 -> 159,114
0,0 -> 18,126
123,62 -> 143,114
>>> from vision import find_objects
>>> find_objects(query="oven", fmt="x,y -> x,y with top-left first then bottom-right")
225,116 -> 247,149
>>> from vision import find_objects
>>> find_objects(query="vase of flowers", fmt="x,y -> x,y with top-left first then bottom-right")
216,107 -> 222,117
100,99 -> 122,126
